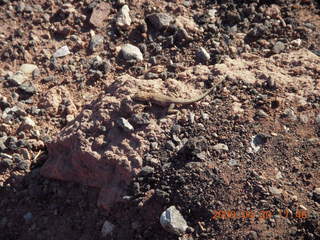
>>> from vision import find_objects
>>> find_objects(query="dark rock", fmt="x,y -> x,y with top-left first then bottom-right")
146,13 -> 174,31
0,158 -> 13,169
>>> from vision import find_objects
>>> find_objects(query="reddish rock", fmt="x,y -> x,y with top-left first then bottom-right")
90,2 -> 111,28
40,87 -> 148,211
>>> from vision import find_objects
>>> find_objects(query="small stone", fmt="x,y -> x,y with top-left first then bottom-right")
315,114 -> 320,125
120,44 -> 143,61
312,188 -> 320,203
299,114 -> 309,123
116,117 -> 134,132
18,81 -> 36,95
140,166 -> 154,176
213,143 -> 229,151
23,212 -> 33,222
19,64 -> 39,75
5,136 -> 18,150
282,108 -> 297,121
116,5 -> 131,29
201,112 -> 209,120
272,41 -> 285,54
7,72 -> 26,86
53,46 -> 70,58
0,158 -> 13,169
291,39 -> 302,47
275,171 -> 282,179
131,113 -> 150,125
256,109 -> 269,118
147,13 -> 173,31
20,148 -> 30,160
101,220 -> 115,237
314,188 -> 320,195
250,134 -> 268,152
160,206 -> 188,235
117,0 -> 126,6
197,47 -> 210,62
247,231 -> 258,240
43,76 -> 55,83
66,114 -> 74,122
166,140 -> 176,151
299,205 -> 307,211
89,34 -> 104,52
0,94 -> 10,110
17,158 -> 30,170
21,117 -> 36,130
228,159 -> 238,166
269,186 -> 283,195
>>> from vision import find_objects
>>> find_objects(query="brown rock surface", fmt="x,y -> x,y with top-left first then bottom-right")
40,76 -> 150,210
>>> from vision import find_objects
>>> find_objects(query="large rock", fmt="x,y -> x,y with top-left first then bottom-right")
89,2 -> 111,28
40,78 -> 148,210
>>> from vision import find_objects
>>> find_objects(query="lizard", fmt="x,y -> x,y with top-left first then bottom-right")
133,81 -> 220,112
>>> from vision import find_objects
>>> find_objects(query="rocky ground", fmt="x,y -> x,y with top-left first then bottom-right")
0,0 -> 320,239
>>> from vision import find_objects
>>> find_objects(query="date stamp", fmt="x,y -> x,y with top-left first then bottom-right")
211,209 -> 308,220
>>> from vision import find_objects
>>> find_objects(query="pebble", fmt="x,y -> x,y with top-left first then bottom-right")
116,117 -> 134,132
19,64 -> 39,75
53,46 -> 70,58
291,39 -> 302,47
256,109 -> 269,118
0,158 -> 13,169
247,231 -> 258,240
21,117 -> 36,130
43,76 -> 55,83
250,134 -> 268,152
0,137 -> 7,151
160,206 -> 188,235
5,136 -> 18,150
269,186 -> 283,195
89,34 -> 104,52
272,41 -> 285,54
20,148 -> 30,160
213,143 -> 229,151
197,47 -> 210,62
131,113 -> 150,125
18,81 -> 36,95
101,220 -> 115,237
282,108 -> 297,121
165,140 -> 176,151
116,5 -> 131,29
140,166 -> 154,176
201,112 -> 209,120
275,171 -> 282,179
23,212 -> 33,222
7,72 -> 26,86
120,44 -> 143,61
315,114 -> 320,125
0,94 -> 10,109
147,13 -> 173,31
117,0 -> 126,6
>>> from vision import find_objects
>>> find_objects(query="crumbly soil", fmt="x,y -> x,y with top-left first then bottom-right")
0,0 -> 320,240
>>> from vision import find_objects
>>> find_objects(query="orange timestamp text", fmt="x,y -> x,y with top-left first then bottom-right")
211,209 -> 308,220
